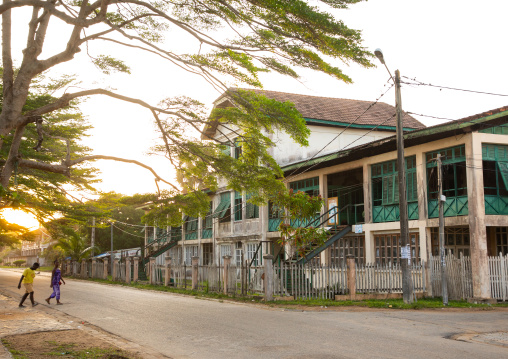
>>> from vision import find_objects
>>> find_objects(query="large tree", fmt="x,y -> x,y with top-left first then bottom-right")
0,0 -> 373,225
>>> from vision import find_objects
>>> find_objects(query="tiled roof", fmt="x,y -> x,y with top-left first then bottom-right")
215,88 -> 426,130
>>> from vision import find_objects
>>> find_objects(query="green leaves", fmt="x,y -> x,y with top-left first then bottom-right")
91,55 -> 131,75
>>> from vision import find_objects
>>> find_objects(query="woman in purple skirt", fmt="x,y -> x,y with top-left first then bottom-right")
45,260 -> 66,305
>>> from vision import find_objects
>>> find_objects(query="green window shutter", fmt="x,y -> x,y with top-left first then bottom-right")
221,144 -> 231,156
406,171 -> 418,202
393,174 -> 400,204
213,193 -> 231,218
497,161 -> 508,190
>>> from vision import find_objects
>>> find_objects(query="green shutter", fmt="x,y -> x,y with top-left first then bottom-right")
213,193 -> 231,218
497,162 -> 508,190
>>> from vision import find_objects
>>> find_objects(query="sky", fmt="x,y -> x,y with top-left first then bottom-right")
6,0 -> 508,200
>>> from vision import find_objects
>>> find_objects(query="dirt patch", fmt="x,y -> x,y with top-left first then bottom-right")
2,330 -> 142,358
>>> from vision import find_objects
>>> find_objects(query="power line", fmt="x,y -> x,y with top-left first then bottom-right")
401,76 -> 508,97
406,112 -> 455,122
283,81 -> 394,182
284,113 -> 396,183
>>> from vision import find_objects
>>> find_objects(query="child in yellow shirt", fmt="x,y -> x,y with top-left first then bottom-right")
18,262 -> 40,308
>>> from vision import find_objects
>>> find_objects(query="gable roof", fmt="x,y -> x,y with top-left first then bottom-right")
203,88 -> 425,139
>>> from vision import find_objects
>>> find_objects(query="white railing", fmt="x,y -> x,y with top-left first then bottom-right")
429,254 -> 473,300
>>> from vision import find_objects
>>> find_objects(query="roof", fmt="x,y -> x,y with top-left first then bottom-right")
281,105 -> 508,175
203,88 -> 425,138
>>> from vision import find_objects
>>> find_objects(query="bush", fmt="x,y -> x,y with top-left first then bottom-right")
13,260 -> 26,267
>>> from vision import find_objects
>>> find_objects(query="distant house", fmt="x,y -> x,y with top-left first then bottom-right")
143,89 -> 508,299
6,227 -> 53,266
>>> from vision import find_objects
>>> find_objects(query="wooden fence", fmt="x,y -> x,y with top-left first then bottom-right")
356,262 -> 426,294
429,253 -> 508,301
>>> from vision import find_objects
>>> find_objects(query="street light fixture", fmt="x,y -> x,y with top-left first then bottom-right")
374,48 -> 413,304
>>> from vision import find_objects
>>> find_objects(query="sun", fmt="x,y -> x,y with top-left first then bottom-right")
0,209 -> 40,230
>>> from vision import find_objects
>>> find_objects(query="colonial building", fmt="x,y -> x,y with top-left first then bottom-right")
144,89 -> 508,299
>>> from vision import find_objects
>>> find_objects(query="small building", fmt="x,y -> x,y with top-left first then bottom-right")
6,227 -> 52,266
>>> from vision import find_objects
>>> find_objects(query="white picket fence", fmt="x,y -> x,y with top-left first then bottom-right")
429,254 -> 508,301
356,262 -> 426,294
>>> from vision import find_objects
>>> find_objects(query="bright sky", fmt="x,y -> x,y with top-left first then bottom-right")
8,0 -> 508,200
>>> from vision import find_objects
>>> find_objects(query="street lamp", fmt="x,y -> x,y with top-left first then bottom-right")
374,48 -> 413,304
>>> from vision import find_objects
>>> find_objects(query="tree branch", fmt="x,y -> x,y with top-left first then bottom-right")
17,155 -> 178,190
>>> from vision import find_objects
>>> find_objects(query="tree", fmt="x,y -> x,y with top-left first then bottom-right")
90,192 -> 148,253
0,70 -> 100,224
0,1 -> 373,225
55,230 -> 97,261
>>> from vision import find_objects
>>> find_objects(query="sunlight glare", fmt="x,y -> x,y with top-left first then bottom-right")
0,209 -> 40,230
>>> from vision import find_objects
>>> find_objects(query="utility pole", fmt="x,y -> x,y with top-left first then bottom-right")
110,221 -> 114,278
91,217 -> 95,257
437,154 -> 448,305
395,70 -> 413,304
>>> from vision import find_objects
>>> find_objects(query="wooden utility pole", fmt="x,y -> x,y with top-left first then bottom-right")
437,154 -> 448,305
395,70 -> 413,303
91,217 -> 95,257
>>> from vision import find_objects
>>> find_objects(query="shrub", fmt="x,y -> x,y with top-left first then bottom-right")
13,260 -> 26,267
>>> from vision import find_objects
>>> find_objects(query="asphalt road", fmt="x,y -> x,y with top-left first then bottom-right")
1,268 -> 507,359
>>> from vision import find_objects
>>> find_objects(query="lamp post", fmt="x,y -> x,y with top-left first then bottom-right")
374,49 -> 413,303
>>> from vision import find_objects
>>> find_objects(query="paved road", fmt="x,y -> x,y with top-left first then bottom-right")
1,269 -> 507,358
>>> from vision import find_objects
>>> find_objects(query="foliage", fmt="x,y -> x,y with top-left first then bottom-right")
0,71 -> 99,227
41,244 -> 64,265
55,230 -> 98,261
274,189 -> 327,256
13,259 -> 26,267
91,192 -> 148,253
0,215 -> 35,247
0,0 -> 373,231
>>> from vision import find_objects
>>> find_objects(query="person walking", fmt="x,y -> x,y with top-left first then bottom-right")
45,260 -> 65,305
18,262 -> 40,308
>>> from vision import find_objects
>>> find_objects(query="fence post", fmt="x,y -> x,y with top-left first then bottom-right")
81,259 -> 86,279
66,260 -> 71,275
192,256 -> 199,290
347,255 -> 356,300
164,256 -> 172,286
263,255 -> 274,301
133,257 -> 139,282
91,258 -> 97,278
223,255 -> 231,295
125,257 -> 131,284
150,257 -> 156,285
113,258 -> 119,281
103,258 -> 109,279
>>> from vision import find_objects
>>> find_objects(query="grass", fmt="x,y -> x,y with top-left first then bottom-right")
1,338 -> 133,358
72,275 -> 508,310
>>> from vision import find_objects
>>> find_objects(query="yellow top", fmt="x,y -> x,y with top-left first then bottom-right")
22,268 -> 36,284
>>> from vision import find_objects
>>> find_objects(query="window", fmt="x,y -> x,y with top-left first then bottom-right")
235,242 -> 243,266
184,216 -> 198,240
170,226 -> 182,242
482,144 -> 508,197
202,243 -> 213,265
480,123 -> 508,135
246,192 -> 259,219
220,244 -> 231,264
202,202 -> 213,238
170,246 -> 182,265
234,138 -> 242,159
221,143 -> 231,156
372,156 -> 417,206
426,145 -> 467,199
375,233 -> 419,265
234,191 -> 243,221
246,243 -> 261,266
289,177 -> 319,196
431,227 -> 470,257
214,192 -> 231,223
330,236 -> 365,264
495,227 -> 508,255
185,245 -> 198,265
